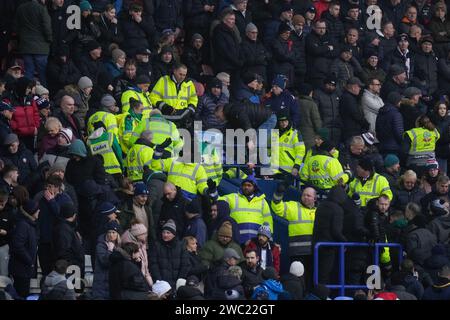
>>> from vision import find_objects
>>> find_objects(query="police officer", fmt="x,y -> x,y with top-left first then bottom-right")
300,141 -> 352,198
124,130 -> 155,182
87,94 -> 120,138
347,157 -> 393,207
271,112 -> 305,178
121,74 -> 152,115
149,63 -> 198,128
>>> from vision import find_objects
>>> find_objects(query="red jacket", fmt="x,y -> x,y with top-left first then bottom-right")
244,238 -> 281,274
11,98 -> 40,137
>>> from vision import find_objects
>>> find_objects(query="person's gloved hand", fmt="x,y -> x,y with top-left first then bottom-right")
154,138 -> 172,159
273,182 -> 286,202
161,104 -> 174,115
207,178 -> 218,200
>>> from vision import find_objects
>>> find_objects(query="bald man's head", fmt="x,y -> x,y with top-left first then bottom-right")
301,187 -> 317,208
163,182 -> 177,201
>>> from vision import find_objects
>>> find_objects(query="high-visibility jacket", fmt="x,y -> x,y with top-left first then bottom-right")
271,199 -> 315,256
124,142 -> 155,181
348,173 -> 393,207
152,157 -> 208,200
303,147 -> 339,164
223,168 -> 248,180
300,154 -> 349,190
87,111 -> 118,137
405,127 -> 440,157
380,235 -> 391,265
220,193 -> 273,244
271,127 -> 305,173
149,75 -> 198,110
121,88 -> 152,115
129,114 -> 183,154
117,111 -> 148,154
202,152 -> 223,185
87,130 -> 123,175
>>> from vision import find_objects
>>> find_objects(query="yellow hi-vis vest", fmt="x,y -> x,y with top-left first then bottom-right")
124,143 -> 155,181
300,154 -> 349,190
220,193 -> 273,244
87,132 -> 122,175
202,152 -> 223,185
271,127 -> 305,173
152,157 -> 208,199
405,127 -> 440,156
117,113 -> 148,154
87,111 -> 118,138
271,199 -> 315,256
149,75 -> 198,110
121,89 -> 152,115
348,173 -> 393,207
129,114 -> 183,154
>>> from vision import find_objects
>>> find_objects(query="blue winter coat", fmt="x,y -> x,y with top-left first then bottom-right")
251,279 -> 285,300
91,234 -> 114,300
196,92 -> 229,130
422,279 -> 450,300
184,216 -> 208,248
263,90 -> 300,129
1,143 -> 38,186
375,103 -> 404,154
104,61 -> 123,80
36,192 -> 73,244
9,211 -> 38,278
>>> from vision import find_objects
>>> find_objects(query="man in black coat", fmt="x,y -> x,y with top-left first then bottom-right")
305,20 -> 339,88
215,101 -> 272,131
0,100 -> 14,152
48,0 -> 77,58
321,1 -> 345,43
231,0 -> 253,38
153,0 -> 183,36
9,200 -> 39,298
381,64 -> 408,99
159,183 -> 188,239
212,9 -> 242,82
53,202 -> 85,276
77,40 -> 104,87
382,34 -> 415,80
120,4 -> 155,56
313,185 -> 348,284
240,23 -> 270,84
149,219 -> 190,289
240,248 -> 263,298
312,76 -> 342,145
413,37 -> 438,97
339,77 -> 369,143
46,45 -> 82,95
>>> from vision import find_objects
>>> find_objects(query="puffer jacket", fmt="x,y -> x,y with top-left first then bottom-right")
10,96 -> 40,137
392,184 -> 426,211
223,101 -> 272,130
413,50 -> 438,95
196,92 -> 229,130
375,103 -> 404,154
313,87 -> 342,130
321,11 -> 345,42
361,89 -> 384,134
149,237 -> 191,288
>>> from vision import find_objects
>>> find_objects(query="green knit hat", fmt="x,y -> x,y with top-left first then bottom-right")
68,139 -> 87,158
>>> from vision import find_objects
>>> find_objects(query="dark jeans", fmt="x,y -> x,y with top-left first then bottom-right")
317,247 -> 337,285
23,54 -> 48,86
13,276 -> 31,298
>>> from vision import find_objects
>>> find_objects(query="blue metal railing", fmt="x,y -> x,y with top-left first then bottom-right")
314,242 -> 404,296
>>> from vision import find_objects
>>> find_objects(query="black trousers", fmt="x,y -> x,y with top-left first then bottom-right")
38,243 -> 55,277
13,276 -> 31,298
